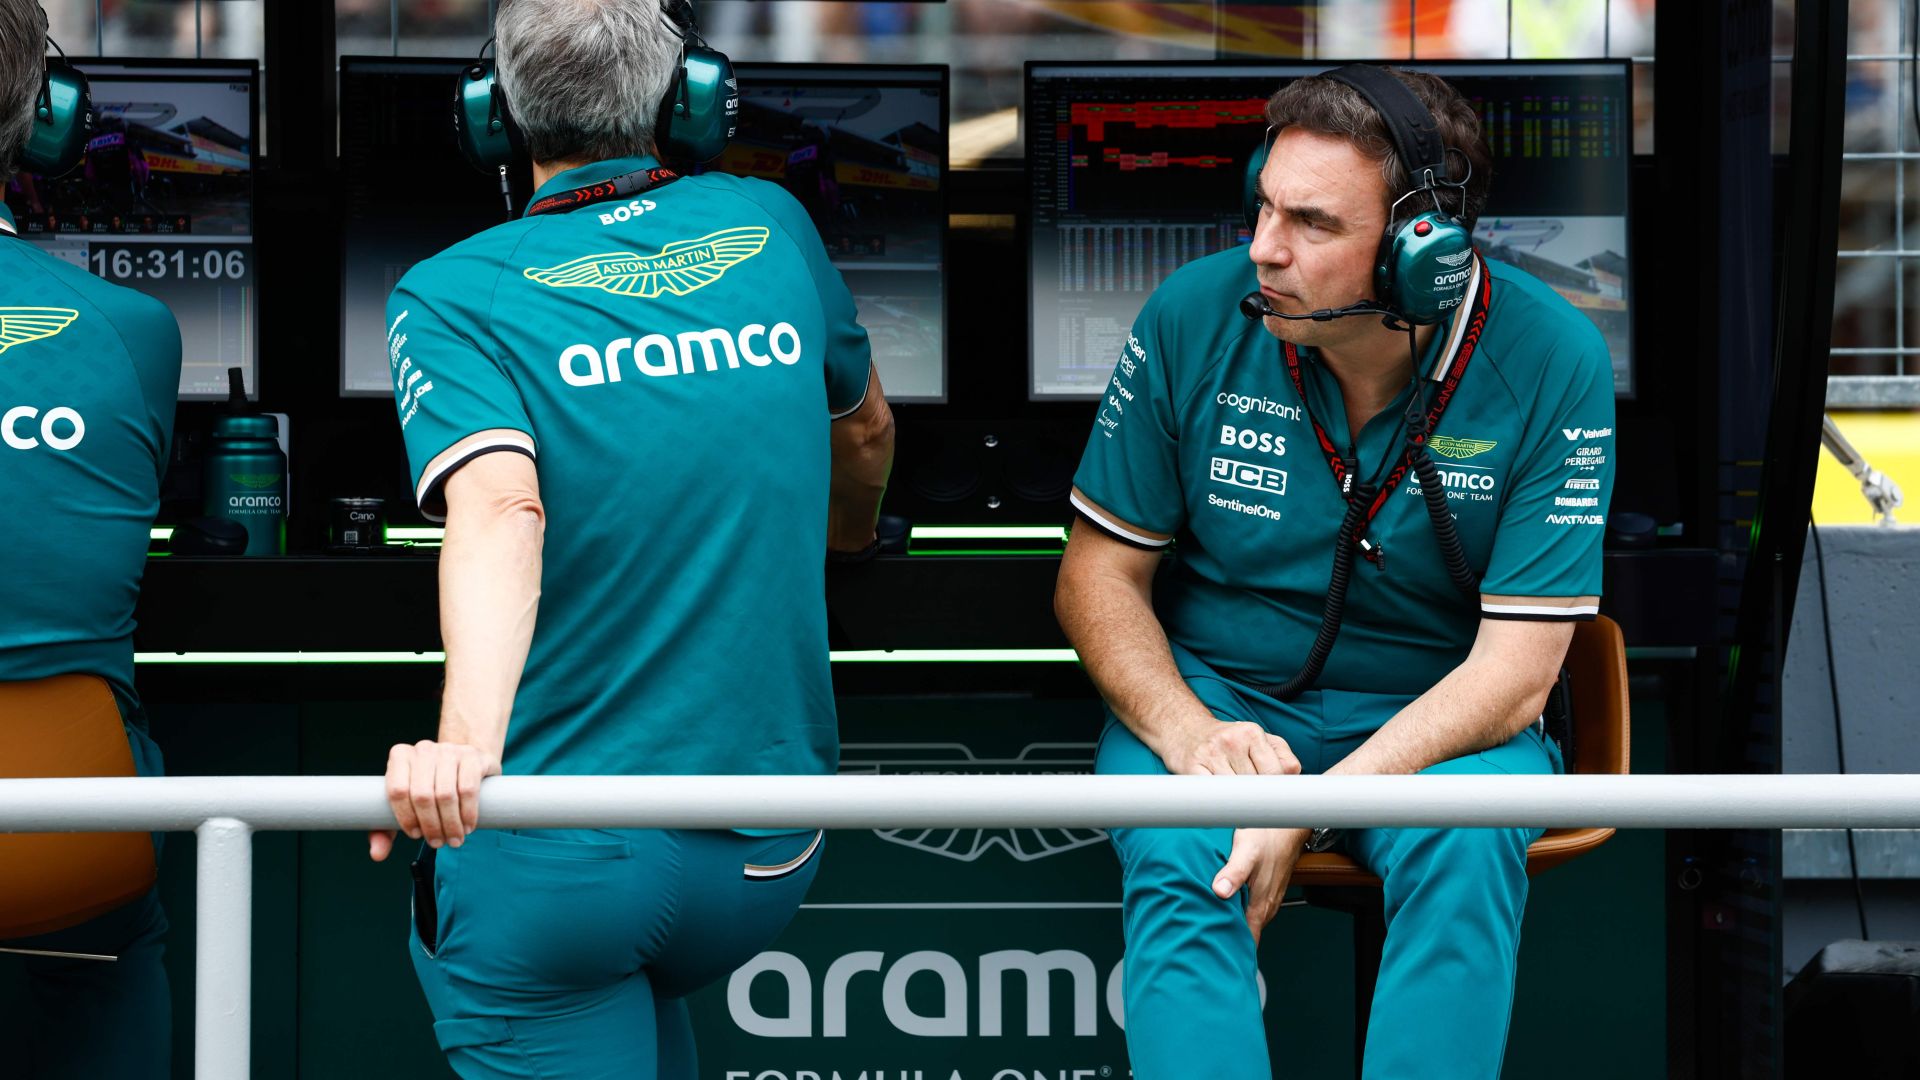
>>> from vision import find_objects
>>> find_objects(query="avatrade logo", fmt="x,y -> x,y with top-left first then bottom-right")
524,226 -> 769,298
0,307 -> 79,356
1428,435 -> 1497,460
1437,249 -> 1473,268
557,322 -> 802,386
1564,477 -> 1601,491
1562,426 -> 1614,441
1211,456 -> 1288,496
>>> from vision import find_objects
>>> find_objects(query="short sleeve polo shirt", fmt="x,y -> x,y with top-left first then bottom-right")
385,155 -> 872,778
0,205 -> 181,700
1071,247 -> 1615,696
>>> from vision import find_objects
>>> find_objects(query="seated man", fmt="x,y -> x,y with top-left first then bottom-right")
1055,66 -> 1615,1078
365,1 -> 894,1077
0,2 -> 183,1075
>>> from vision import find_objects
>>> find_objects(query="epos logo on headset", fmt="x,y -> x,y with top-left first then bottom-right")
453,0 -> 737,172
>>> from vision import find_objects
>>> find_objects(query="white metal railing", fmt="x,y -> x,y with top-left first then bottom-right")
6,773 -> 1920,1079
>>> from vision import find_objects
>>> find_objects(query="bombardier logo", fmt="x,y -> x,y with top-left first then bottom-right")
524,226 -> 769,298
0,307 -> 79,356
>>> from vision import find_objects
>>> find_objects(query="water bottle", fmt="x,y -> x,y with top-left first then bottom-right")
202,367 -> 286,556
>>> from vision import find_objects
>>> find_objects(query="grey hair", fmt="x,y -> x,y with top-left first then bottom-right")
495,0 -> 685,165
0,0 -> 46,186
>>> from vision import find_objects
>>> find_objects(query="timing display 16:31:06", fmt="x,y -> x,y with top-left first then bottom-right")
88,244 -> 250,283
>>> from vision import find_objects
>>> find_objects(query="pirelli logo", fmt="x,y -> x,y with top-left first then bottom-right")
1564,477 -> 1601,491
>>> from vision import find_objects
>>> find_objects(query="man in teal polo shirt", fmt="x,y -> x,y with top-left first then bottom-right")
1056,67 -> 1615,1078
362,1 -> 893,1076
0,2 -> 182,1073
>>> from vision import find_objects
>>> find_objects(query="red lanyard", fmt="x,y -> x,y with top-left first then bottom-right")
1279,257 -> 1492,563
524,165 -> 682,218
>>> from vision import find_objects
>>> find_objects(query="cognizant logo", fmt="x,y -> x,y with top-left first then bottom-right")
2,406 -> 85,451
558,322 -> 803,386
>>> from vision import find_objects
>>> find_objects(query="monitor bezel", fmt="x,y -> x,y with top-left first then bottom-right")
17,56 -> 261,401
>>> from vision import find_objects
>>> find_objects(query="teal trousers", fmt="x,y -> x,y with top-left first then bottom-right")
409,826 -> 823,1079
1099,648 -> 1561,1080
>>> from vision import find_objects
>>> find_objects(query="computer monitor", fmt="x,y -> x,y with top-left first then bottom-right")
1026,60 -> 1634,399
3,59 -> 257,399
338,56 -> 533,397
706,63 -> 948,403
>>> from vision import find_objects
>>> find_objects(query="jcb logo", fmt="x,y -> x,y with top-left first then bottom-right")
1210,456 -> 1287,496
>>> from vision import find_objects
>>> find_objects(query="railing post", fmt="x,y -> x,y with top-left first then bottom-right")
195,817 -> 253,1080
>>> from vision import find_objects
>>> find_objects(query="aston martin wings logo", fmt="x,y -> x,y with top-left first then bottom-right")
0,307 -> 80,356
1436,249 -> 1473,268
1429,435 -> 1497,460
523,226 -> 770,299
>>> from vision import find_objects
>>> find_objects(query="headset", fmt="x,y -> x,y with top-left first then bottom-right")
1240,64 -> 1473,326
17,6 -> 92,177
454,0 -> 736,176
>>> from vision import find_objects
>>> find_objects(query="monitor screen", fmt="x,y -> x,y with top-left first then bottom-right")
338,57 -> 533,397
3,59 -> 257,400
706,64 -> 948,403
1026,61 -> 1634,399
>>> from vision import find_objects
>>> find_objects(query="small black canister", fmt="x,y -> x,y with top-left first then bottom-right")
328,497 -> 386,552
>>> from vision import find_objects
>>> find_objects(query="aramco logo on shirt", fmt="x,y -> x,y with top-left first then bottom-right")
2,309 -> 86,451
556,323 -> 803,386
523,226 -> 770,299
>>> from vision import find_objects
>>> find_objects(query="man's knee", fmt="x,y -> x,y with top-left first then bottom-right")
1113,825 -> 1231,885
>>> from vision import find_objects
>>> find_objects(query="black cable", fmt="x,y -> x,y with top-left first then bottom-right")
1402,329 -> 1481,598
1810,515 -> 1870,941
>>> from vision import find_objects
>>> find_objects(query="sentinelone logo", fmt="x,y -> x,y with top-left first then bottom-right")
524,226 -> 770,298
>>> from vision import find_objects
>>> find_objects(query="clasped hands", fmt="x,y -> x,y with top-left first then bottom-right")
1161,719 -> 1312,945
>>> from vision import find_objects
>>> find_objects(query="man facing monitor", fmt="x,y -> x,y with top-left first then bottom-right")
1056,66 -> 1615,1077
365,1 -> 894,1076
0,2 -> 182,1075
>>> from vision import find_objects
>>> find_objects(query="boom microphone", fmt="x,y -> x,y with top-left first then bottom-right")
1239,290 -> 1395,324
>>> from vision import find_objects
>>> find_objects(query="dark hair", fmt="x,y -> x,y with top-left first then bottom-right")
1264,67 -> 1492,233
0,0 -> 45,186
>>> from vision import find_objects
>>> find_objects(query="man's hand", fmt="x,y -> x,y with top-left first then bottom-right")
367,740 -> 501,862
1214,826 -> 1311,944
1161,719 -> 1302,777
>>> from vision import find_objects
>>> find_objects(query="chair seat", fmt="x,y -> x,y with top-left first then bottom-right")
1293,826 -> 1620,887
1292,615 -> 1631,891
0,674 -> 157,940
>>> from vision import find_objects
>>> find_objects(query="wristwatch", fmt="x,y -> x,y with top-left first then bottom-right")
1304,827 -> 1341,853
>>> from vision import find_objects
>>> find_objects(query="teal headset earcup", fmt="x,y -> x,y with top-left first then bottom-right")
1242,135 -> 1270,232
1378,210 -> 1474,324
453,62 -> 517,172
21,64 -> 91,176
657,44 -> 736,165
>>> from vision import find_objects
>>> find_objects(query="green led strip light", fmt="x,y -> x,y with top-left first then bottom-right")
151,528 -> 173,541
134,649 -> 1082,666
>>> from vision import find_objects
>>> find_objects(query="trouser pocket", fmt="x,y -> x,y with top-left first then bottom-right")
411,845 -> 441,958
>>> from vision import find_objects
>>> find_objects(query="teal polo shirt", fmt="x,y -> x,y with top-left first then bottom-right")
386,155 -> 871,779
1071,248 -> 1615,697
0,205 -> 181,700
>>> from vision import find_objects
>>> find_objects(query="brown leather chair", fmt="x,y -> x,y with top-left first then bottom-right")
1291,614 -> 1631,1059
0,674 -> 157,941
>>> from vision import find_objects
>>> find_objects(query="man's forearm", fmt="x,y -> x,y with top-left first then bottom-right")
1328,657 -> 1548,777
1056,567 -> 1213,758
437,495 -> 543,760
827,404 -> 895,550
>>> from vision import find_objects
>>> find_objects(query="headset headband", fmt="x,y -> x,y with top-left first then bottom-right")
1322,65 -> 1449,190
